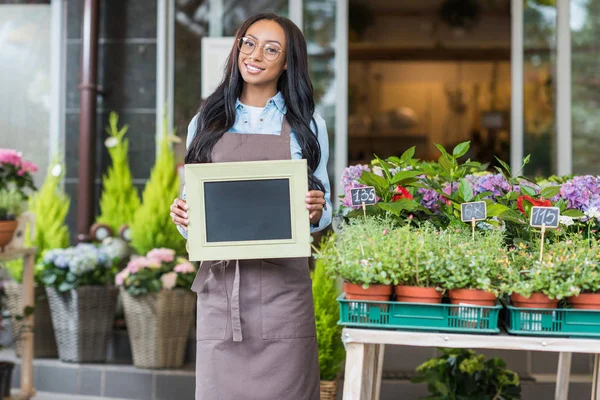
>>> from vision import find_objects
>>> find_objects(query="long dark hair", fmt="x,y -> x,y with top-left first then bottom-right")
185,13 -> 325,192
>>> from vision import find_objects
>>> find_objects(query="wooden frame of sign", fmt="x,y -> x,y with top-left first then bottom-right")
184,159 -> 311,261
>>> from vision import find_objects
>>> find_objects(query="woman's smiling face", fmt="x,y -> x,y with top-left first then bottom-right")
238,19 -> 287,88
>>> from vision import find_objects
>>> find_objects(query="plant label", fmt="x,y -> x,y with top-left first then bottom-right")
530,206 -> 560,228
460,201 -> 487,222
350,186 -> 376,207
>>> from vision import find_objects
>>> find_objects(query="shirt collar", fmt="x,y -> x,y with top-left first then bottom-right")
235,91 -> 287,114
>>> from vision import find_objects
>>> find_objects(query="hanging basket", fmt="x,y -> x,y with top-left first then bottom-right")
46,286 -> 118,363
121,288 -> 196,369
320,380 -> 338,400
4,282 -> 58,358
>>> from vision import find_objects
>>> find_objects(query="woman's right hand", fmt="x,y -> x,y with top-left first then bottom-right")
170,198 -> 189,231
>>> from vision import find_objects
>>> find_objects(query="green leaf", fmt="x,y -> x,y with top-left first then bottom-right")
452,141 -> 470,158
435,143 -> 451,158
433,381 -> 450,396
387,156 -> 402,165
486,203 -> 511,218
438,155 -> 454,172
459,179 -> 473,202
520,185 -> 536,197
377,200 -> 420,216
540,185 -> 560,199
400,146 -> 416,163
359,171 -> 388,195
390,170 -> 422,185
58,281 -> 73,292
562,209 -> 585,218
495,156 -> 512,175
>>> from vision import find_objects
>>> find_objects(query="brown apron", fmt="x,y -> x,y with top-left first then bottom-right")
192,118 -> 320,400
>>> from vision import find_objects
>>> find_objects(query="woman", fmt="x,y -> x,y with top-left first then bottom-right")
169,13 -> 331,400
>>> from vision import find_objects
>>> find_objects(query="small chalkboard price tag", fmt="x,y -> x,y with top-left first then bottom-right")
530,206 -> 560,228
530,206 -> 560,261
350,186 -> 376,221
460,201 -> 487,223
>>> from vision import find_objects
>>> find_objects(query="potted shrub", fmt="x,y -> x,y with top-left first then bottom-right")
392,224 -> 444,303
0,189 -> 25,250
412,348 -> 521,399
116,248 -> 196,369
315,217 -> 396,301
38,243 -> 118,362
312,259 -> 345,400
436,228 -> 507,306
563,239 -> 600,310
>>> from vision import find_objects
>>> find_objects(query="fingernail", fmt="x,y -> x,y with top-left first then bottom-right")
183,213 -> 188,218
185,220 -> 189,224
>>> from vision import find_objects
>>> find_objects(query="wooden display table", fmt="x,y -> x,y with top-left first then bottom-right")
342,327 -> 600,400
0,249 -> 36,399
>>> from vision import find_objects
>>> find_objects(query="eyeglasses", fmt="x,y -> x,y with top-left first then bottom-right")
238,36 -> 285,61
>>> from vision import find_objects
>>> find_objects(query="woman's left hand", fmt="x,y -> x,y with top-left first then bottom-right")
306,190 -> 326,225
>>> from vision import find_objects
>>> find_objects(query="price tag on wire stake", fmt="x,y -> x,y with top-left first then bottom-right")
460,201 -> 487,223
350,187 -> 376,207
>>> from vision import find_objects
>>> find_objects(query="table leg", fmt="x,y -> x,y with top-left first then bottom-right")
372,344 -> 385,400
592,354 -> 600,400
343,343 -> 379,400
555,352 -> 572,400
20,253 -> 35,398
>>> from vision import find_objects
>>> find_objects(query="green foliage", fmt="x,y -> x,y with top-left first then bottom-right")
0,189 -> 25,220
312,258 -> 344,381
96,112 -> 141,233
130,117 -> 186,255
412,348 -> 521,400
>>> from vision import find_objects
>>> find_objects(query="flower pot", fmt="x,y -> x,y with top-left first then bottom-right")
568,293 -> 600,310
46,286 -> 118,363
0,220 -> 18,250
343,282 -> 392,301
395,285 -> 442,304
511,292 -> 558,309
448,289 -> 496,307
120,288 -> 196,369
5,282 -> 58,358
0,361 -> 14,398
320,380 -> 338,400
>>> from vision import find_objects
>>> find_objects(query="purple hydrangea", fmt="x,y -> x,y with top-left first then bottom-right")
418,188 -> 441,213
469,174 -> 512,197
341,164 -> 371,209
557,175 -> 600,212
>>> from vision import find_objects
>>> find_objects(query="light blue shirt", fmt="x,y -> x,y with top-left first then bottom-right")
178,91 -> 332,239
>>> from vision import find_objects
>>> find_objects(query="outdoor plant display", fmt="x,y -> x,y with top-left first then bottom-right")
412,348 -> 521,400
115,248 -> 196,369
39,243 -> 118,363
312,259 -> 345,400
0,148 -> 37,200
567,239 -> 600,309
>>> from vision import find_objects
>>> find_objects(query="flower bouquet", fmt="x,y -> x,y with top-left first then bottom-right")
116,248 -> 197,369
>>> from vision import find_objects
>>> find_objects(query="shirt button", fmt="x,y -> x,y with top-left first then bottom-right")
244,120 -> 248,123
260,118 -> 263,122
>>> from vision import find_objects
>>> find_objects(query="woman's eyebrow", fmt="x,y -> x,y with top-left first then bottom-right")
246,34 -> 282,46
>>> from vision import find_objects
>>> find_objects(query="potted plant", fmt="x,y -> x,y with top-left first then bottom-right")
315,217 -> 396,301
38,243 -> 118,362
563,239 -> 600,310
435,228 -> 507,306
392,224 -> 444,303
312,259 -> 345,400
0,189 -> 25,250
412,348 -> 521,399
116,248 -> 196,369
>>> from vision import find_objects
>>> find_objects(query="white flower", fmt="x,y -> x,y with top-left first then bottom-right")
160,272 -> 178,290
372,166 -> 383,177
104,137 -> 119,148
559,216 -> 575,226
585,207 -> 600,220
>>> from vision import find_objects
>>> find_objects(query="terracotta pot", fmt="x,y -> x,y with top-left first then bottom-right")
511,292 -> 558,309
448,288 -> 496,306
343,282 -> 392,301
395,285 -> 442,304
568,293 -> 600,310
0,220 -> 18,250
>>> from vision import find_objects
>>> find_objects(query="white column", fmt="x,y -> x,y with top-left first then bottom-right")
156,0 -> 175,150
209,0 -> 223,37
335,0 -> 348,206
49,0 -> 66,164
556,0 -> 572,176
289,0 -> 303,31
510,0 -> 524,175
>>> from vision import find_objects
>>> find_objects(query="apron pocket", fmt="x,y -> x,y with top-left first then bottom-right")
195,265 -> 228,340
260,259 -> 316,339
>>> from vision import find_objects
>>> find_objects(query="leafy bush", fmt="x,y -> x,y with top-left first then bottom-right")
0,189 -> 24,220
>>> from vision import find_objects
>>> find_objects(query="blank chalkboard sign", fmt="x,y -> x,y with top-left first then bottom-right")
530,206 -> 560,228
204,179 -> 292,242
461,201 -> 487,222
184,159 -> 311,261
350,186 -> 377,206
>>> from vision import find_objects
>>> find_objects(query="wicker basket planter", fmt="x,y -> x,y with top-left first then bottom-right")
320,380 -> 338,400
4,282 -> 58,358
120,288 -> 196,369
46,286 -> 118,363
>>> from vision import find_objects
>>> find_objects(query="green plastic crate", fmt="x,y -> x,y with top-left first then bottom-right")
506,305 -> 600,338
338,294 -> 501,334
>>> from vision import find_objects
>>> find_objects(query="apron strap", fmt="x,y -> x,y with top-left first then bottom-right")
231,260 -> 243,342
281,116 -> 291,139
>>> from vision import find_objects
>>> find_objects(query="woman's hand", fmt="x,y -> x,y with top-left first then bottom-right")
170,198 -> 189,231
306,190 -> 326,226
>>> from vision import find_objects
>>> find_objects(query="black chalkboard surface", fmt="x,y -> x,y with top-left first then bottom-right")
460,201 -> 487,222
530,206 -> 560,228
350,186 -> 377,206
204,179 -> 292,242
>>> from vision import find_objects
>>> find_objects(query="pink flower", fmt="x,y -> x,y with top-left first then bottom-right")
17,161 -> 38,176
174,262 -> 195,274
161,272 -> 178,290
0,149 -> 23,167
147,248 -> 175,263
382,229 -> 389,236
115,270 -> 129,286
126,256 -> 153,274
